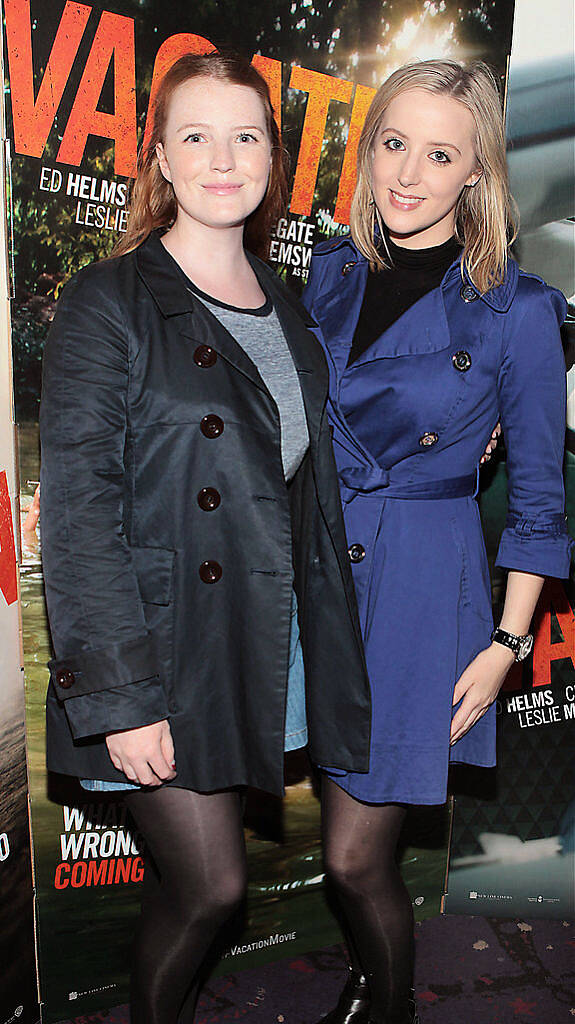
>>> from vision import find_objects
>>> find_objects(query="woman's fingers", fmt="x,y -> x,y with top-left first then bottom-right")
105,720 -> 176,786
159,721 -> 177,774
480,423 -> 502,463
450,699 -> 488,744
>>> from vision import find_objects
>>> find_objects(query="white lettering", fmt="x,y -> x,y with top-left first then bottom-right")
518,705 -> 561,728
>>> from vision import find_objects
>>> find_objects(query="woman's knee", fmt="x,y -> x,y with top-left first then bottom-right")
208,864 -> 248,919
324,839 -> 394,899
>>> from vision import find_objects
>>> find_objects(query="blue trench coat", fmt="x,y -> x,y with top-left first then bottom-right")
303,236 -> 571,805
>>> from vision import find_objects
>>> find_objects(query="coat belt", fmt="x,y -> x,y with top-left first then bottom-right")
339,467 -> 477,504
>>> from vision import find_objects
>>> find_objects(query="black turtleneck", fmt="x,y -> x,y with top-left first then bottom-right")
347,233 -> 462,366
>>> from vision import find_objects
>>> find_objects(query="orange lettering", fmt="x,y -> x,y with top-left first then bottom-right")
5,0 -> 90,158
86,860 -> 108,885
334,84 -> 376,225
132,855 -> 145,883
251,55 -> 282,129
0,471 -> 17,606
54,863 -> 70,889
58,11 -> 137,176
71,861 -> 87,887
289,67 -> 353,217
142,34 -> 216,155
532,578 -> 575,687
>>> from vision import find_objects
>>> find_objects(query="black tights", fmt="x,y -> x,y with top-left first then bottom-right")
125,785 -> 247,1024
322,778 -> 414,1024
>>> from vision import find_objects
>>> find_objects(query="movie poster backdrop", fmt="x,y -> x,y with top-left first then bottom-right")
445,0 -> 575,918
3,0 -> 515,1019
0,27 -> 40,1022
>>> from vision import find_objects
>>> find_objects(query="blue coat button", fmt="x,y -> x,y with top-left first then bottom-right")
419,432 -> 439,447
460,284 -> 478,303
342,261 -> 358,276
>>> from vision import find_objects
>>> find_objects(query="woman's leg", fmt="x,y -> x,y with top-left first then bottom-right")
125,785 -> 247,1024
321,777 -> 415,1024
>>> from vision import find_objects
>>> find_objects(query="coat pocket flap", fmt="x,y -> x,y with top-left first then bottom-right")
130,546 -> 176,605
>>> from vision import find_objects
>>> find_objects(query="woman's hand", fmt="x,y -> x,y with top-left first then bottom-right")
480,423 -> 501,465
450,643 -> 515,745
106,720 -> 177,786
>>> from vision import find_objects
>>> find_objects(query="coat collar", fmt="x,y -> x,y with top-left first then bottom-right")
310,233 -> 521,380
134,230 -> 326,441
313,233 -> 520,312
135,230 -> 320,329
135,230 -> 196,316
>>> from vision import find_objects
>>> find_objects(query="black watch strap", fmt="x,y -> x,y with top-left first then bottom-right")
491,627 -> 533,662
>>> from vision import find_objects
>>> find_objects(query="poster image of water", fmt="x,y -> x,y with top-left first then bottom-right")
4,0 -> 516,1019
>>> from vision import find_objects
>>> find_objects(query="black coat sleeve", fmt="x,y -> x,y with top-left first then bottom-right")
40,265 -> 171,739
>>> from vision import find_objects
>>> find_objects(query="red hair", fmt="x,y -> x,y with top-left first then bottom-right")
114,52 -> 289,260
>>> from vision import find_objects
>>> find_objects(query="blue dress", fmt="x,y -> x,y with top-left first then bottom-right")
304,237 -> 572,805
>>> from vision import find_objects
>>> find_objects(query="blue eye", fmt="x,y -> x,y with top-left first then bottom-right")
383,137 -> 404,151
430,150 -> 451,164
184,133 -> 204,143
237,132 -> 257,143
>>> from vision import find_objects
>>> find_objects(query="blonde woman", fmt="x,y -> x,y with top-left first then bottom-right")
304,60 -> 571,1024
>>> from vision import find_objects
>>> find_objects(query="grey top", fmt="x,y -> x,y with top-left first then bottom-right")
192,285 -> 310,481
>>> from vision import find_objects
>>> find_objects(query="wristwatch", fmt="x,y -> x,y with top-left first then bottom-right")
490,627 -> 534,662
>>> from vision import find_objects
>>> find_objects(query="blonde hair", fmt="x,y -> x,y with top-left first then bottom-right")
350,60 -> 518,294
114,52 -> 289,260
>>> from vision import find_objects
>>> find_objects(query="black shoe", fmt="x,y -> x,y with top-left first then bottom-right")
375,995 -> 420,1024
316,968 -> 371,1024
406,993 -> 420,1024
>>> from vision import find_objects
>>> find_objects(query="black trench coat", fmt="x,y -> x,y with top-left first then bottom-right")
40,231 -> 371,795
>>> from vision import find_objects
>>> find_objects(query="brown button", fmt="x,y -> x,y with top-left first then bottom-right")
199,560 -> 222,584
56,668 -> 75,689
200,414 -> 224,438
194,345 -> 217,368
342,261 -> 357,276
452,350 -> 472,372
197,487 -> 221,511
419,432 -> 439,447
348,543 -> 366,563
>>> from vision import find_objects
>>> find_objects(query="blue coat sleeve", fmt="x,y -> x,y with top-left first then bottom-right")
40,266 -> 171,739
495,279 -> 573,578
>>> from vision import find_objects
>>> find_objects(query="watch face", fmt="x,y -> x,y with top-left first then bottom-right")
518,635 -> 534,660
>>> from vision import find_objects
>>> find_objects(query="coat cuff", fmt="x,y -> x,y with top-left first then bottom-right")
495,513 -> 574,578
48,634 -> 159,698
62,679 -> 171,739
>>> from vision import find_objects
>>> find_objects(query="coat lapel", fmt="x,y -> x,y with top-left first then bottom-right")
135,232 -> 330,445
135,232 -> 268,392
309,258 -> 368,384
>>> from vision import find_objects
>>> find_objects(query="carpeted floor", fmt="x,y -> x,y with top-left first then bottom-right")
61,915 -> 574,1023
